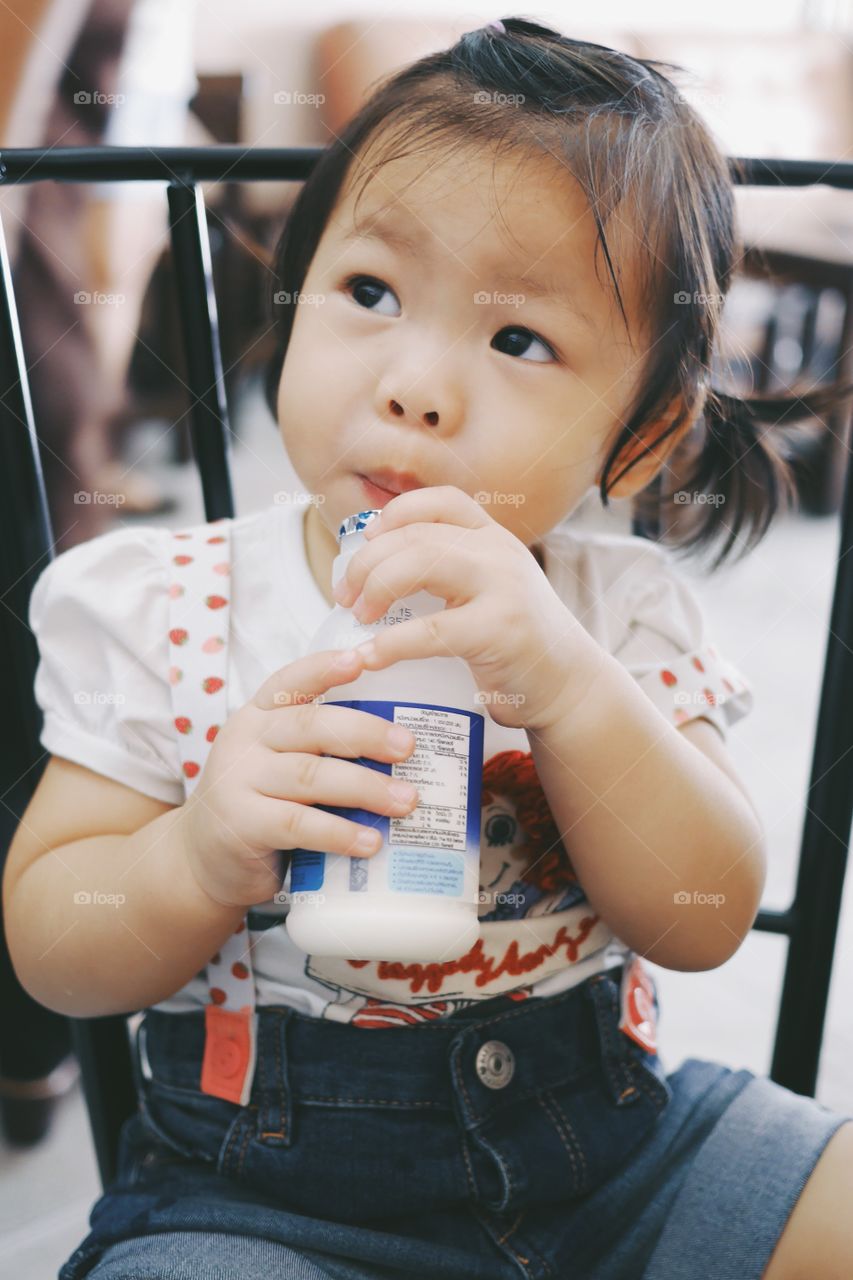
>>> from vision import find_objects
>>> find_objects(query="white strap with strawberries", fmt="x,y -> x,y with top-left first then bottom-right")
167,516 -> 258,1105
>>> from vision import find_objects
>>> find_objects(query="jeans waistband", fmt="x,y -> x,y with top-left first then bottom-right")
137,966 -> 633,1127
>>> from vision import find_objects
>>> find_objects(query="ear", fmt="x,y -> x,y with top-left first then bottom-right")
597,396 -> 694,500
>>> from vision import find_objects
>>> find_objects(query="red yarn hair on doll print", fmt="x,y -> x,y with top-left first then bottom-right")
481,750 -> 578,895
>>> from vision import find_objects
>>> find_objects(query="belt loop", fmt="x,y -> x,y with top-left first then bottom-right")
584,973 -> 640,1107
255,1009 -> 293,1147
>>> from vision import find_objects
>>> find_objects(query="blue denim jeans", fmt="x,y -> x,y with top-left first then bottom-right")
59,967 -> 850,1279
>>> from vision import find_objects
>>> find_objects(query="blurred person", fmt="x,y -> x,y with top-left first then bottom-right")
83,0 -> 200,517
13,0 -> 198,552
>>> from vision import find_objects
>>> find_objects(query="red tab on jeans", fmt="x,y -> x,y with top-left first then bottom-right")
618,954 -> 658,1054
200,1004 -> 256,1104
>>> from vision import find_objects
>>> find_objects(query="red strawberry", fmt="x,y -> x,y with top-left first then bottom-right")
173,532 -> 192,540
169,628 -> 189,646
209,987 -> 227,1005
207,534 -> 226,543
206,724 -> 219,742
173,554 -> 193,566
231,962 -> 250,980
183,760 -> 200,778
205,594 -> 227,610
692,656 -> 705,673
175,716 -> 192,735
703,687 -> 716,706
202,676 -> 224,695
660,669 -> 677,687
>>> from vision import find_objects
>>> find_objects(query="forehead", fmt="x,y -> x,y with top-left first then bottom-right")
329,140 -> 646,339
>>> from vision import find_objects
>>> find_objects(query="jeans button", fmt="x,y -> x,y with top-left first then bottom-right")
475,1039 -> 515,1089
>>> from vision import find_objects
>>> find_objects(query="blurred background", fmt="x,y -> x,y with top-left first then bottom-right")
1,2 -> 852,1274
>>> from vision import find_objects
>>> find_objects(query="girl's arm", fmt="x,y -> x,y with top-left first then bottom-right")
3,757 -> 246,1017
527,641 -> 766,972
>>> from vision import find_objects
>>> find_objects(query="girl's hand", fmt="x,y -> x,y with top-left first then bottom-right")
181,648 -> 419,909
332,486 -> 604,732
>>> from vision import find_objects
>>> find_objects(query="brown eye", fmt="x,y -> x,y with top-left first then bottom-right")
343,275 -> 400,316
492,326 -> 556,363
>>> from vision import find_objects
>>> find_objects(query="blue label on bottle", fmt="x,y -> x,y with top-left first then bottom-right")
289,700 -> 484,899
290,850 -> 325,891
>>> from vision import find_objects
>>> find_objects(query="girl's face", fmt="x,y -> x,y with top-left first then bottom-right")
277,141 -> 653,569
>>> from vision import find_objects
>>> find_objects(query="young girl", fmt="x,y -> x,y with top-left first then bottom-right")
6,16 -> 852,1280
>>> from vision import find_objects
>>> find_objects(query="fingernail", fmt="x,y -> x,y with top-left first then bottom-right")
355,829 -> 381,853
389,780 -> 418,804
387,725 -> 414,752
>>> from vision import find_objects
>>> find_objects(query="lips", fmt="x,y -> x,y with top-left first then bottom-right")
357,468 -> 427,495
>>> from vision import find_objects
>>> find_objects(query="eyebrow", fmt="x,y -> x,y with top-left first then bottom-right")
343,219 -> 594,332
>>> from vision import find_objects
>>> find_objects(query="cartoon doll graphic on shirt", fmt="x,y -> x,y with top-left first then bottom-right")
295,746 -> 608,1027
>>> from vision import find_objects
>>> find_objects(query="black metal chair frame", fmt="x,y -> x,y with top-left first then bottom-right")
0,147 -> 850,1190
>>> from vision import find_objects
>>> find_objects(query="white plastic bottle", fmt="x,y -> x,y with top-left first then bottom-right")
285,508 -> 484,962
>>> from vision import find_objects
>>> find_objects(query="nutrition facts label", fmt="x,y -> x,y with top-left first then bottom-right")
388,705 -> 474,852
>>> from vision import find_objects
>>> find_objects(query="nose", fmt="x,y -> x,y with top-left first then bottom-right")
389,397 -> 439,427
376,335 -> 464,435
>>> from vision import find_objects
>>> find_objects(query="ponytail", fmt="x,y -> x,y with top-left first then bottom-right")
640,382 -> 853,570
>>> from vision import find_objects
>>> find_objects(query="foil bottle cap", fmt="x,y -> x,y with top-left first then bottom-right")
337,509 -> 382,544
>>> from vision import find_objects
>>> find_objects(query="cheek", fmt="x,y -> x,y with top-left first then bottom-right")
277,312 -> 330,434
276,335 -> 351,492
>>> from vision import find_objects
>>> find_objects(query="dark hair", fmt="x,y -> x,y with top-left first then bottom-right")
263,15 -> 853,570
